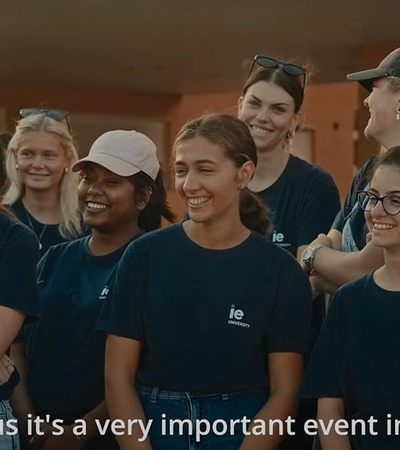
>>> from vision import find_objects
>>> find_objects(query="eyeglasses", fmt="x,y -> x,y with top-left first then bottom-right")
357,190 -> 400,215
248,55 -> 307,90
19,108 -> 70,130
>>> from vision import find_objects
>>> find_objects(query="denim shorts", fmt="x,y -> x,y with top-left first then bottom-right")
137,386 -> 268,450
0,400 -> 20,450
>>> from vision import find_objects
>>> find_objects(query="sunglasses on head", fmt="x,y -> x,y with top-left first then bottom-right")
19,108 -> 70,129
249,55 -> 307,90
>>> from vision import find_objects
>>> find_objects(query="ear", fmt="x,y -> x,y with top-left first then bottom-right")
290,111 -> 301,133
136,187 -> 153,211
237,96 -> 244,116
237,160 -> 255,188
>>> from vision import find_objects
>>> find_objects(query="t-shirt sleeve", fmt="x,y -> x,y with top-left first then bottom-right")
297,172 -> 340,247
0,223 -> 40,318
97,242 -> 144,340
300,294 -> 342,399
266,256 -> 312,354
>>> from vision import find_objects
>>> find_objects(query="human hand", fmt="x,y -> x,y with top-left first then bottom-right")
0,354 -> 15,385
41,425 -> 84,450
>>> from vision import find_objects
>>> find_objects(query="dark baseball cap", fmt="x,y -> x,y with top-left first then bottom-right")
346,48 -> 400,92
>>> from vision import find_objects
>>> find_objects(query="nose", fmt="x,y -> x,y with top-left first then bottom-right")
87,182 -> 103,196
255,106 -> 270,123
182,170 -> 200,193
370,199 -> 386,216
363,95 -> 370,107
31,155 -> 45,168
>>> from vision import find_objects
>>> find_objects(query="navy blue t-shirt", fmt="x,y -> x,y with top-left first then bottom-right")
0,212 -> 39,400
98,223 -> 312,393
254,155 -> 340,256
24,235 -> 139,421
301,274 -> 400,449
332,156 -> 377,251
10,200 -> 83,258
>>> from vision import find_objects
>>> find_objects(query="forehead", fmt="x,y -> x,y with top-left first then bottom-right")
371,166 -> 400,191
174,136 -> 227,163
245,80 -> 295,105
18,131 -> 63,152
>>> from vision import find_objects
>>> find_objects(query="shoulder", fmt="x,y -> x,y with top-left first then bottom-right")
288,155 -> 336,185
330,274 -> 371,312
0,212 -> 38,249
122,224 -> 182,259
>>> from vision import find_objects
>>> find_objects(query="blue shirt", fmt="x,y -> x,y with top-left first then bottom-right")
254,155 -> 340,256
24,235 -> 140,421
98,224 -> 312,393
0,212 -> 39,400
301,274 -> 400,449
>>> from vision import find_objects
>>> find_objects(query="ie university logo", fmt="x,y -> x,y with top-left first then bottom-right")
228,304 -> 250,329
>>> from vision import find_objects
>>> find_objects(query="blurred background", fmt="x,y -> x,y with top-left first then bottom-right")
0,0 -> 399,216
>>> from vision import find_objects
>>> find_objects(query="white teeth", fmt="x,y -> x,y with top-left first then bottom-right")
251,126 -> 270,136
188,197 -> 210,206
373,223 -> 394,230
87,202 -> 106,210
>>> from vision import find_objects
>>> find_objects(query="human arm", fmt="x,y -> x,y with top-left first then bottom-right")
318,398 -> 352,450
105,335 -> 152,450
37,401 -> 110,450
240,352 -> 303,450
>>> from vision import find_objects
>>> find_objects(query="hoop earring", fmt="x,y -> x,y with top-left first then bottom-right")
396,106 -> 400,121
287,130 -> 295,140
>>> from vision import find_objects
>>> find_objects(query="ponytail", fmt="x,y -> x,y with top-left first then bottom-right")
240,190 -> 271,236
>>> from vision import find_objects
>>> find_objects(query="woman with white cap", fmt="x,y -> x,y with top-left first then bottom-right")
301,47 -> 400,293
11,130 -> 174,450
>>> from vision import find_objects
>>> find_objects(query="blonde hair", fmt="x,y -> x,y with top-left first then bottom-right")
3,114 -> 82,238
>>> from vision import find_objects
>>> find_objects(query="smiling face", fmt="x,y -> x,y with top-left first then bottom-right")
238,80 -> 300,153
174,136 -> 253,225
15,131 -> 70,193
365,165 -> 400,250
77,163 -> 139,232
363,78 -> 400,144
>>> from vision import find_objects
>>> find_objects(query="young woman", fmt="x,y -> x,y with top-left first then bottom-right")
11,130 -> 173,450
0,205 -> 39,450
301,48 -> 400,293
238,55 -> 340,260
238,55 -> 341,450
100,114 -> 312,450
301,146 -> 400,450
3,109 -> 83,256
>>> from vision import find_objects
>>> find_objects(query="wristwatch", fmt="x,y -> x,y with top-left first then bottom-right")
302,244 -> 326,276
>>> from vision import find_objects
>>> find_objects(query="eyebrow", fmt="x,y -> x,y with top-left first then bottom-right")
175,159 -> 217,165
369,188 -> 400,194
249,95 -> 289,107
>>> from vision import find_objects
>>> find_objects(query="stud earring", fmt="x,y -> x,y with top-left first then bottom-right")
15,164 -> 19,170
396,106 -> 400,121
64,167 -> 69,172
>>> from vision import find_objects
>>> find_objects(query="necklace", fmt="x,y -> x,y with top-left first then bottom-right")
22,205 -> 48,250
183,220 -> 250,248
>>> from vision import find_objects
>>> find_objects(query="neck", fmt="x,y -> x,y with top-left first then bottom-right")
88,224 -> 140,256
381,130 -> 400,150
248,147 -> 289,192
22,189 -> 61,224
184,218 -> 250,250
374,250 -> 400,290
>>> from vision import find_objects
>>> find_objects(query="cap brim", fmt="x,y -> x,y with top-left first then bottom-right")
346,67 -> 388,92
71,154 -> 141,177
